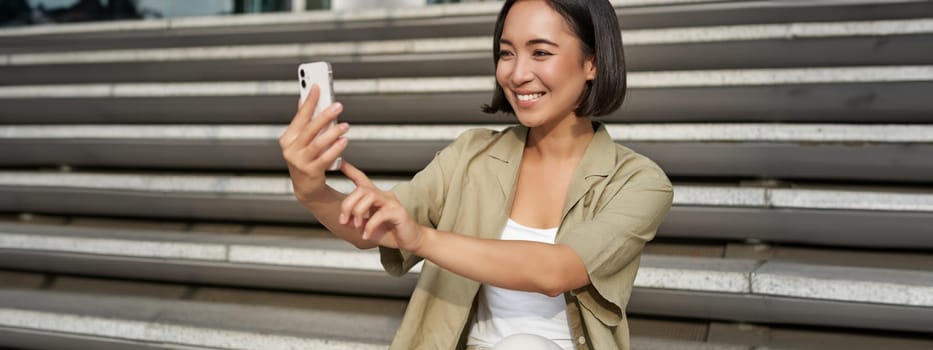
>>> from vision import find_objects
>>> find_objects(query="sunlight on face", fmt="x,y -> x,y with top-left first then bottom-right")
496,0 -> 596,128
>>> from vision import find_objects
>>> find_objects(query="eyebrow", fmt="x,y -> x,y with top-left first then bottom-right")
500,38 -> 560,47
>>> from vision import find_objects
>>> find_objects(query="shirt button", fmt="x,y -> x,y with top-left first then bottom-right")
577,336 -> 586,345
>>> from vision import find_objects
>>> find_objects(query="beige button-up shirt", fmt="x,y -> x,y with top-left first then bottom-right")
382,123 -> 673,349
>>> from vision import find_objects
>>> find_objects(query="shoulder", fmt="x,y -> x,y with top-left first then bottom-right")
446,127 -> 497,148
444,125 -> 523,156
587,125 -> 671,190
610,143 -> 671,188
451,125 -> 519,145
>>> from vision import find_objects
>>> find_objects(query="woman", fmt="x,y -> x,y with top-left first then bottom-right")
279,0 -> 673,349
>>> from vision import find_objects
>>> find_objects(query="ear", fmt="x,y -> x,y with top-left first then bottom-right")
584,55 -> 597,81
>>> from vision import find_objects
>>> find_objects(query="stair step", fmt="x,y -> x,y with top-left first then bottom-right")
723,243 -> 933,271
2,18 -> 931,85
1,123 -> 930,182
3,0 -> 927,54
703,321 -> 933,350
0,221 -> 930,333
0,288 -> 400,349
0,221 -> 416,297
1,171 -> 931,247
2,274 -> 929,350
9,214 -> 931,272
2,66 -> 931,123
0,282 -> 808,350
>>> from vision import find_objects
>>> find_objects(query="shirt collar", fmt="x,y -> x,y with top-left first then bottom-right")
486,121 -> 615,204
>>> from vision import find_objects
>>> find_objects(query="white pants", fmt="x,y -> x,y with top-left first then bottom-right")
466,333 -> 565,350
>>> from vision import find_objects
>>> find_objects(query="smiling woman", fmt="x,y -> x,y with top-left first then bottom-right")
279,1 -> 673,349
483,0 -> 626,119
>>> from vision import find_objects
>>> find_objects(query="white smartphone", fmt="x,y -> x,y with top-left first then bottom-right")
298,61 -> 342,171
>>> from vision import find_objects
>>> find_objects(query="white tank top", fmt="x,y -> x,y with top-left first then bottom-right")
466,219 -> 574,349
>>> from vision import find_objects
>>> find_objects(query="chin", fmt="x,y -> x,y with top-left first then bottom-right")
512,112 -> 545,128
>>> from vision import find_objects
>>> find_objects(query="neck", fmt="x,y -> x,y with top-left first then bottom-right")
525,115 -> 595,160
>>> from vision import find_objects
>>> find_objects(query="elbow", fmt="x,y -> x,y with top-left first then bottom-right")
349,239 -> 378,250
543,288 -> 564,298
536,246 -> 588,297
537,275 -> 569,298
538,267 -> 589,298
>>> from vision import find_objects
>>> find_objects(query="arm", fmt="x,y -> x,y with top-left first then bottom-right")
341,162 -> 672,300
302,184 -> 390,250
556,168 -> 674,320
279,84 -> 386,249
417,228 -> 589,297
340,163 -> 588,296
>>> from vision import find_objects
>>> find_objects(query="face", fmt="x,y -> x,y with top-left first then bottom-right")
496,0 -> 596,128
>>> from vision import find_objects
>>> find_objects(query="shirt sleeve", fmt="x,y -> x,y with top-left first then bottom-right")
379,129 -> 477,277
556,166 -> 673,325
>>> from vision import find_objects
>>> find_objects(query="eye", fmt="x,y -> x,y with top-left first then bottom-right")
498,50 -> 514,58
532,50 -> 553,57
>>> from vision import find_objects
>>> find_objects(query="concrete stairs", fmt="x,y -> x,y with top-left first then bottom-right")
0,0 -> 931,349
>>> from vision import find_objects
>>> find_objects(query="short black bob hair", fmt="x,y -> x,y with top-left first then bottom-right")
482,0 -> 626,117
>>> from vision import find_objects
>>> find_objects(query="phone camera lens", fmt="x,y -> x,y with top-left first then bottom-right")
301,80 -> 307,88
300,69 -> 305,78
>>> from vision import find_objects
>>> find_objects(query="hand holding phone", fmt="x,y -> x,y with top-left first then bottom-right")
298,61 -> 342,171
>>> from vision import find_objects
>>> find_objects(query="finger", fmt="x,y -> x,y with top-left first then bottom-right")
351,192 -> 378,228
311,135 -> 349,170
298,84 -> 321,119
303,121 -> 349,161
293,102 -> 343,149
362,208 -> 393,241
360,219 -> 383,242
340,161 -> 374,188
282,85 -> 321,146
339,187 -> 368,225
375,228 -> 399,248
364,224 -> 389,243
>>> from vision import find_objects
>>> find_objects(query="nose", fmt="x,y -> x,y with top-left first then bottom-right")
508,56 -> 534,88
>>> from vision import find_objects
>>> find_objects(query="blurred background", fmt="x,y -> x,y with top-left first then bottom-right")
0,0 -> 931,349
0,0 -> 476,26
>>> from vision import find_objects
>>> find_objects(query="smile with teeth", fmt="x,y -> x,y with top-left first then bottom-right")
516,92 -> 545,101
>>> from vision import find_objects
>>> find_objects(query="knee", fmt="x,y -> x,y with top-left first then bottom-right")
491,333 -> 563,350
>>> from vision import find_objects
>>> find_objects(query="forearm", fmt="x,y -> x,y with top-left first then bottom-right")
302,185 -> 377,249
414,228 -> 589,296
